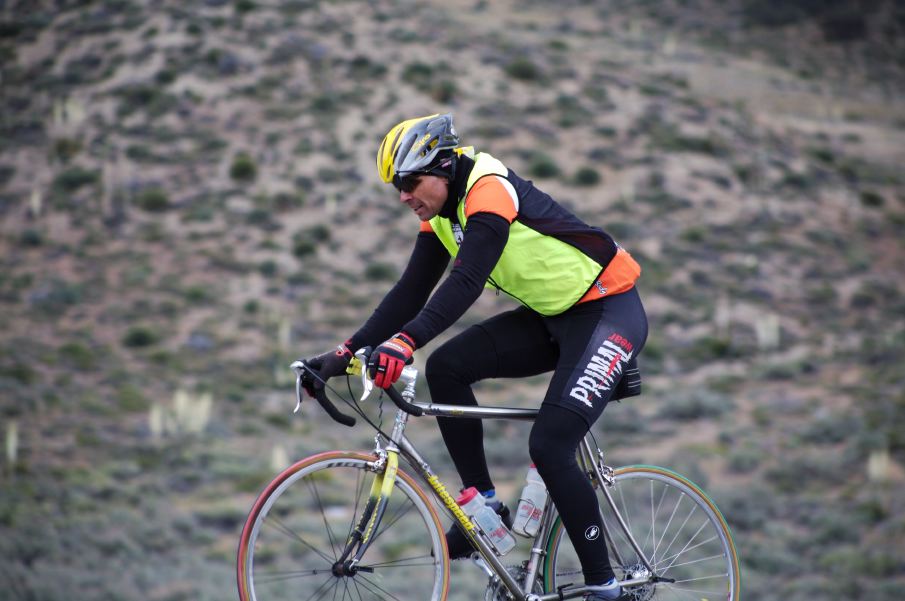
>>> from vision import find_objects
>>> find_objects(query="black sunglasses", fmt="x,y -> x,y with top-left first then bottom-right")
393,174 -> 422,193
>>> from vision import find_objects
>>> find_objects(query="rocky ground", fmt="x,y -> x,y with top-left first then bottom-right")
1,1 -> 904,600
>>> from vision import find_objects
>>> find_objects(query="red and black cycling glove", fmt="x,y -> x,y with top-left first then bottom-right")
368,332 -> 416,389
301,342 -> 353,398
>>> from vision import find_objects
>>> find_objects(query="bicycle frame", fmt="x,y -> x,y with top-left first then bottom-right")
340,366 -> 663,601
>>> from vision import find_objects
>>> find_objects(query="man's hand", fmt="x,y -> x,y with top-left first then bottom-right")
368,332 -> 416,389
301,344 -> 353,397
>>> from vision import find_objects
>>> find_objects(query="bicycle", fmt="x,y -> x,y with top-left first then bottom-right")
237,349 -> 741,601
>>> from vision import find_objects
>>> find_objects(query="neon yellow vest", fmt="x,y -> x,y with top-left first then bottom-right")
428,152 -> 605,316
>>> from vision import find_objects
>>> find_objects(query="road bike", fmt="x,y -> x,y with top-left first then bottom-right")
237,350 -> 740,600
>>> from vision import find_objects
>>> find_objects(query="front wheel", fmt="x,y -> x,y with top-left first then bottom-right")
237,451 -> 450,601
543,465 -> 740,601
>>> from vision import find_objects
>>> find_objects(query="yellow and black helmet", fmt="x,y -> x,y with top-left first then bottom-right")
376,113 -> 459,184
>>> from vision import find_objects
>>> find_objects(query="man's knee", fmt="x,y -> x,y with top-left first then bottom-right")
529,406 -> 588,473
425,339 -> 477,386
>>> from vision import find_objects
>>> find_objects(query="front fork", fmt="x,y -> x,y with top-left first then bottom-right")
332,448 -> 398,575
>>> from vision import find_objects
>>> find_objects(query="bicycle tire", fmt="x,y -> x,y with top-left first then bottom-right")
543,465 -> 741,601
237,450 -> 450,601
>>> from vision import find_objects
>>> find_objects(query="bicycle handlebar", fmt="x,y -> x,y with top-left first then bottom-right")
290,348 -> 424,427
382,378 -> 424,417
291,360 -> 357,427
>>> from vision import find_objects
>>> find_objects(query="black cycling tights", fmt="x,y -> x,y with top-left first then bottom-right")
426,288 -> 647,585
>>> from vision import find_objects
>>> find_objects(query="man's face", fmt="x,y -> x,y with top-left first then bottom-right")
398,175 -> 448,221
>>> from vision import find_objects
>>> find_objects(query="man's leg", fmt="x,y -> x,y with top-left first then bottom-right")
533,288 -> 648,586
426,306 -> 557,491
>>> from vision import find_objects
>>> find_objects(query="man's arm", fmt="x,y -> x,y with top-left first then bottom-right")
347,232 -> 449,351
402,212 -> 510,347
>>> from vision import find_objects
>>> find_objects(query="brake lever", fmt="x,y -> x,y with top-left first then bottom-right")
354,348 -> 374,402
290,360 -> 307,414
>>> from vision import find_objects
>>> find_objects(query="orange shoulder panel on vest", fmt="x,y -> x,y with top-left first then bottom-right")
464,176 -> 518,223
419,220 -> 435,233
577,248 -> 641,304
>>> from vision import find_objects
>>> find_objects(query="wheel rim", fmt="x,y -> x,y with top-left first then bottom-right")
241,454 -> 447,601
545,467 -> 739,601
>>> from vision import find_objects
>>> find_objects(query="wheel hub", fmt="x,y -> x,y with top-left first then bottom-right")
620,563 -> 654,601
484,564 -> 542,601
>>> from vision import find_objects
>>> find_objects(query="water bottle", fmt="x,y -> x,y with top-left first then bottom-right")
456,487 -> 516,556
513,464 -> 547,537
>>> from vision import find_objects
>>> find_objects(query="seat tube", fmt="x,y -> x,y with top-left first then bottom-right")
580,437 -> 655,574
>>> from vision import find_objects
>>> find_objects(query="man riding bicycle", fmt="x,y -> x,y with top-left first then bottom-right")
304,113 -> 647,601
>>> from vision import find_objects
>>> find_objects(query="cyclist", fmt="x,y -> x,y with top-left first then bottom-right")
304,113 -> 646,601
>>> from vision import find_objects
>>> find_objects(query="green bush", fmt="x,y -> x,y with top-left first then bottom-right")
117,384 -> 149,412
0,164 -> 14,186
135,188 -> 170,212
115,83 -> 177,118
19,229 -> 42,247
58,341 -> 96,370
859,190 -> 884,207
230,153 -> 257,182
527,152 -> 560,179
401,61 -> 434,87
504,58 -> 542,82
122,326 -> 159,348
364,262 -> 397,282
52,167 -> 99,192
235,0 -> 256,13
659,390 -> 734,421
571,167 -> 601,187
50,137 -> 81,163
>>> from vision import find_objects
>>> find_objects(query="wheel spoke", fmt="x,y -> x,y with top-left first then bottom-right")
241,456 -> 446,601
263,513 -> 335,565
545,468 -> 738,601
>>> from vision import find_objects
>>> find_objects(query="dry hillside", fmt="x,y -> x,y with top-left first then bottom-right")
1,1 -> 904,600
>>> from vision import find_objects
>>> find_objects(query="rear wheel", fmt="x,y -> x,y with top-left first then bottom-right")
544,465 -> 740,601
238,451 -> 450,601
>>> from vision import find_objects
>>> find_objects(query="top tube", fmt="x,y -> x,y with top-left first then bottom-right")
414,402 -> 539,420
367,356 -> 540,421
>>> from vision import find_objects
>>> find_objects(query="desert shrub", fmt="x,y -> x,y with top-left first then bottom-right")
430,79 -> 457,103
504,58 -> 542,82
571,167 -> 601,187
859,190 -> 884,207
19,229 -> 42,247
727,444 -> 764,473
659,390 -> 734,421
765,452 -> 842,493
526,152 -> 560,179
364,262 -> 397,282
28,279 -> 83,314
292,238 -> 316,258
292,225 -> 329,259
117,384 -> 149,412
258,260 -> 278,277
135,188 -> 170,212
555,94 -> 592,128
50,137 -> 81,163
235,0 -> 256,14
271,191 -> 304,211
230,153 -> 257,182
122,325 -> 159,348
798,410 -> 853,444
58,341 -> 96,370
115,83 -> 178,118
52,167 -> 99,192
182,286 -> 210,304
401,61 -> 434,86
0,164 -> 14,185
347,55 -> 387,79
